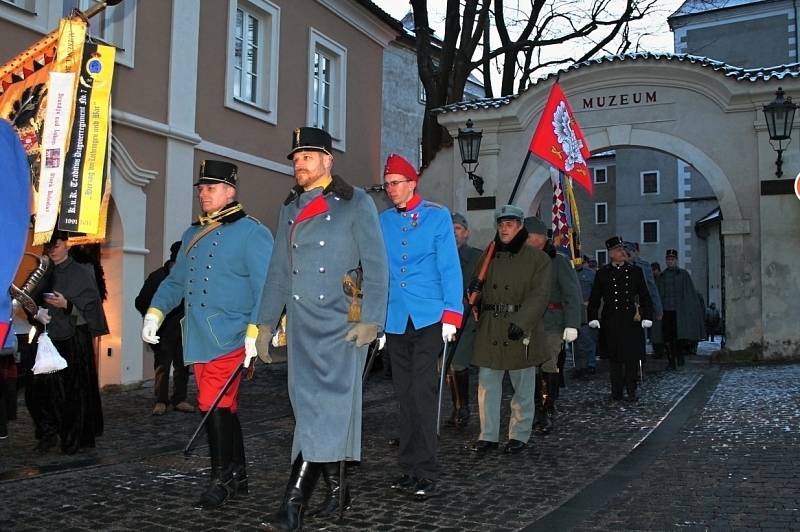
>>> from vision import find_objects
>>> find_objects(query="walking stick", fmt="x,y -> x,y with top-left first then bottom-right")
183,363 -> 244,456
436,339 -> 450,436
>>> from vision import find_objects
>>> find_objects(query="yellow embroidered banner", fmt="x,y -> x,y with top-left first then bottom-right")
58,43 -> 115,236
0,17 -> 88,245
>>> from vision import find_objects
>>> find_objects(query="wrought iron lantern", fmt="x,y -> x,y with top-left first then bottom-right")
457,119 -> 484,194
763,87 -> 797,178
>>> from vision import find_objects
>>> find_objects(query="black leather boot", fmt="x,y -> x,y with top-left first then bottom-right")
453,369 -> 470,427
231,412 -> 248,496
535,373 -> 553,435
263,455 -> 320,531
546,372 -> 560,419
195,408 -> 235,509
666,342 -> 677,370
533,371 -> 545,431
308,461 -> 350,518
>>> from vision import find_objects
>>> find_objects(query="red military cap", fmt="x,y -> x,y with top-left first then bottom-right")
383,153 -> 418,182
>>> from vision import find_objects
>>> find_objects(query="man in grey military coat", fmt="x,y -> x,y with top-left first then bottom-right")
258,127 -> 388,531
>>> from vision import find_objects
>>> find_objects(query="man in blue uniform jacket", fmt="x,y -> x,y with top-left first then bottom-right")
380,153 -> 463,500
141,160 -> 273,509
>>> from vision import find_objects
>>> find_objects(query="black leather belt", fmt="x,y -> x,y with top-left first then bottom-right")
482,303 -> 521,313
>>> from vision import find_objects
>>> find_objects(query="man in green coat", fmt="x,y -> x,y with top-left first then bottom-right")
524,217 -> 581,434
469,206 -> 551,455
446,213 -> 482,428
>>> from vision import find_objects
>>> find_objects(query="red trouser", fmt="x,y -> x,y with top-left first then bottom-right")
193,347 -> 245,413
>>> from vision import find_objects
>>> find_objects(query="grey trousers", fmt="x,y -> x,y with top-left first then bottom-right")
477,366 -> 536,443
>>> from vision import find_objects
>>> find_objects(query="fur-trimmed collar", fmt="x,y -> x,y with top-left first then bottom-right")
493,227 -> 529,255
283,174 -> 355,205
191,201 -> 247,226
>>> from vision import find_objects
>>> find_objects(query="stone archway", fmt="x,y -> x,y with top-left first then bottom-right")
427,53 -> 800,359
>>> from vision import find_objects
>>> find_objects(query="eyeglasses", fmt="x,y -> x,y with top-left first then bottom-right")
384,180 -> 412,188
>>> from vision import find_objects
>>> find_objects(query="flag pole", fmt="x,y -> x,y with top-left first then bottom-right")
565,176 -> 582,264
79,0 -> 124,21
507,151 -> 532,204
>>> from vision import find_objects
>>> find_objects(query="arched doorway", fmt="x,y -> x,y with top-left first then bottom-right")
426,53 -> 800,359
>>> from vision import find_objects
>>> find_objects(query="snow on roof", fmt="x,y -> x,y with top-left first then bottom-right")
434,52 -> 800,114
669,0 -> 763,19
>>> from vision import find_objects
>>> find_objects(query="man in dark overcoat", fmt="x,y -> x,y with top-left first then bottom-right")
258,127 -> 388,530
655,248 -> 704,369
135,240 -> 193,415
470,206 -> 551,454
587,237 -> 653,402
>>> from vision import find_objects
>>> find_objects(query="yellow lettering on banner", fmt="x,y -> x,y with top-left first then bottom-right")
77,45 -> 115,235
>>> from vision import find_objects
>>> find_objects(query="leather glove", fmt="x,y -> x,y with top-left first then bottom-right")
345,323 -> 379,347
562,327 -> 578,343
467,278 -> 484,296
641,319 -> 653,329
377,333 -> 386,351
34,307 -> 51,325
244,336 -> 258,368
588,320 -> 600,329
442,323 -> 457,343
141,313 -> 161,344
507,323 -> 525,341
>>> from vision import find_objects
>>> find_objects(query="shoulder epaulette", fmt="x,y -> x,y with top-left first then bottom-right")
423,200 -> 443,209
245,215 -> 262,225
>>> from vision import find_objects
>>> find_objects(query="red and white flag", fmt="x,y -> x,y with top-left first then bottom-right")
529,82 -> 592,194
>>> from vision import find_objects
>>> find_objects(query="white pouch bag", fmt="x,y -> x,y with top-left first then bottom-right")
32,332 -> 68,374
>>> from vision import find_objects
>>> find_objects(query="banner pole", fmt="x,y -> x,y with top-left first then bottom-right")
507,151 -> 532,205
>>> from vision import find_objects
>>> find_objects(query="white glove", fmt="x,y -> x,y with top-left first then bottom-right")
34,307 -> 51,325
271,329 -> 281,347
377,334 -> 386,351
442,323 -> 457,343
588,320 -> 600,329
244,336 -> 258,368
141,313 -> 161,344
562,327 -> 578,343
641,319 -> 653,329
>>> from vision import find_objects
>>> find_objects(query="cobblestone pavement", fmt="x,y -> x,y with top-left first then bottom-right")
3,342 -> 798,531
572,363 -> 800,532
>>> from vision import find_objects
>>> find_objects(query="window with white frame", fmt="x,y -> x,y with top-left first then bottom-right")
641,220 -> 660,243
0,0 -> 61,33
225,0 -> 280,124
65,0 -> 137,67
307,28 -> 347,151
596,249 -> 608,266
641,170 -> 660,195
594,202 -> 608,225
593,166 -> 607,184
2,0 -> 34,11
418,80 -> 426,103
